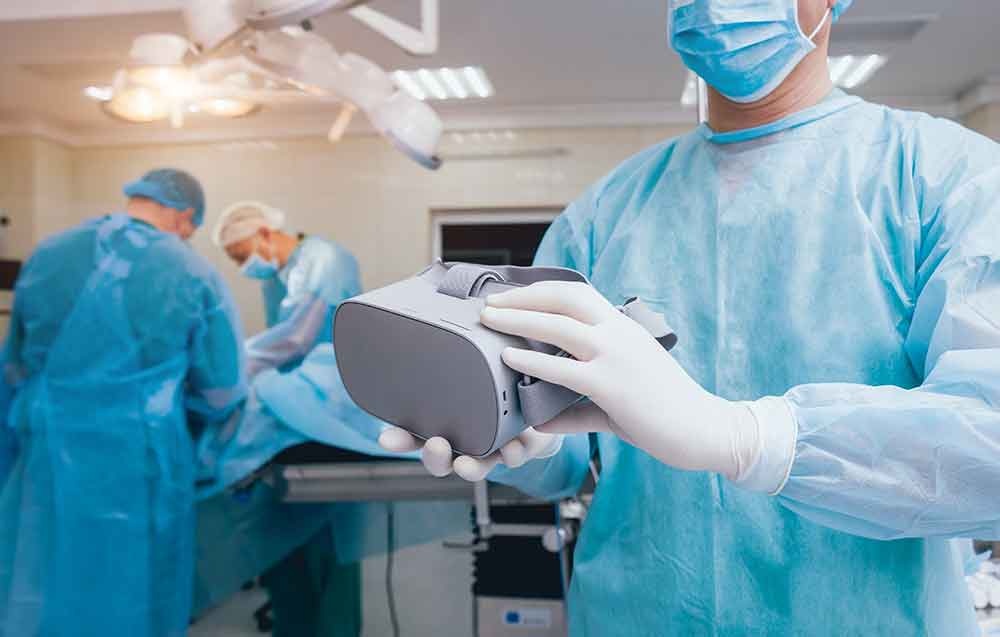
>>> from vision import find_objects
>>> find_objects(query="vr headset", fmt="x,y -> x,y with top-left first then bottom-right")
334,261 -> 676,457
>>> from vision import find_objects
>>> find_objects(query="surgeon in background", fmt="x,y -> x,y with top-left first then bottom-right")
213,201 -> 362,637
383,0 -> 1000,635
0,169 -> 246,637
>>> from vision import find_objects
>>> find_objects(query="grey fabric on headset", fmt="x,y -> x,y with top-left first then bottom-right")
437,263 -> 504,299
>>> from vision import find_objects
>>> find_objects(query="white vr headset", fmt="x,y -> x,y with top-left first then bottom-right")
334,261 -> 676,457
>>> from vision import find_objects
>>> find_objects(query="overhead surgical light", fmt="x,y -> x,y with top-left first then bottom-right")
128,66 -> 197,101
102,85 -> 170,124
89,62 -> 262,126
246,0 -> 372,29
90,0 -> 444,168
198,97 -> 259,117
185,0 -> 438,56
245,28 -> 441,167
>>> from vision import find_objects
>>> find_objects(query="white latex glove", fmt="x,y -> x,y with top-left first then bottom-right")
378,424 -> 564,482
479,281 -> 781,486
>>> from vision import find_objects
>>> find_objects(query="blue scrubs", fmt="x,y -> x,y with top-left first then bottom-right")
493,91 -> 1000,635
0,215 -> 245,637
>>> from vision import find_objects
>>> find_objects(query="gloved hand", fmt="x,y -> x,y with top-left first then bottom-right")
480,281 -> 772,484
378,425 -> 564,481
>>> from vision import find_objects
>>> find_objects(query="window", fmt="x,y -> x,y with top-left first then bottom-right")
432,209 -> 561,266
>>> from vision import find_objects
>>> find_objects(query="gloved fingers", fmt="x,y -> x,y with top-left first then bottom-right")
378,426 -> 423,453
536,401 -> 613,435
501,347 -> 592,396
499,428 -> 564,469
453,453 -> 502,482
422,437 -> 456,477
481,307 -> 598,360
499,436 -> 528,468
486,280 -> 618,326
517,427 -> 564,460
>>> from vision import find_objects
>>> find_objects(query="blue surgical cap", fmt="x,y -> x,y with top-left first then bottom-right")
123,168 -> 206,227
832,0 -> 853,21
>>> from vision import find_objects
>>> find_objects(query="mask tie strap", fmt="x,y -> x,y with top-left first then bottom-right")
807,8 -> 831,42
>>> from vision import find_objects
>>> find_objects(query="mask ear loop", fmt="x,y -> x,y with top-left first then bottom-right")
807,7 -> 832,42
263,235 -> 274,265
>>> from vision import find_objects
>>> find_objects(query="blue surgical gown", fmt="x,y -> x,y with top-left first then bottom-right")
249,237 -> 413,461
0,214 -> 246,637
248,236 -> 360,377
249,238 -> 451,565
492,90 -> 1000,636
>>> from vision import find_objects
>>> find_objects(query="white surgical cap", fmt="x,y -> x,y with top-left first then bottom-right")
212,200 -> 287,248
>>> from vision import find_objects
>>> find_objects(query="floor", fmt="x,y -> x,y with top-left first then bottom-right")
981,609 -> 1000,636
190,589 -> 270,637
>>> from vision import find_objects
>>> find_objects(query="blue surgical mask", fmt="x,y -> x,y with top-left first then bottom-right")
241,253 -> 279,280
669,0 -> 831,104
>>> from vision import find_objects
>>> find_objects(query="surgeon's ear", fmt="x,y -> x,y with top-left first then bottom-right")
797,0 -> 832,39
177,209 -> 196,240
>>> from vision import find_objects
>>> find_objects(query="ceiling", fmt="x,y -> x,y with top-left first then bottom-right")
1,0 -> 998,144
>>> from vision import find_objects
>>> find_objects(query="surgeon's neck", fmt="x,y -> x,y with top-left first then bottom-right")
127,197 -> 174,233
707,47 -> 834,133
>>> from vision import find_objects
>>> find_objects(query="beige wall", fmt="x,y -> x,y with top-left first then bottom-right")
0,136 -> 38,260
0,136 -> 72,336
68,125 -> 688,334
0,136 -> 72,258
31,137 -> 73,242
963,104 -> 1000,141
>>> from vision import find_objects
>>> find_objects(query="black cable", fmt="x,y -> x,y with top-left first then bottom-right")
386,503 -> 400,637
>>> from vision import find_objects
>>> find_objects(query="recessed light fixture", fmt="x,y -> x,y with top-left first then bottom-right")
393,66 -> 494,101
830,54 -> 887,89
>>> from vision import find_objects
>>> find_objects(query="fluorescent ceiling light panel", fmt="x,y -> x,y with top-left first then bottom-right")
462,66 -> 493,98
438,68 -> 468,99
391,70 -> 427,101
828,55 -> 855,85
829,54 -> 886,89
393,66 -> 494,101
417,68 -> 448,100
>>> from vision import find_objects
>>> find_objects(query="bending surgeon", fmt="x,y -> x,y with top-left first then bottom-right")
212,202 -> 395,458
214,201 -> 366,637
0,169 -> 246,637
212,203 -> 462,637
382,0 -> 1000,635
